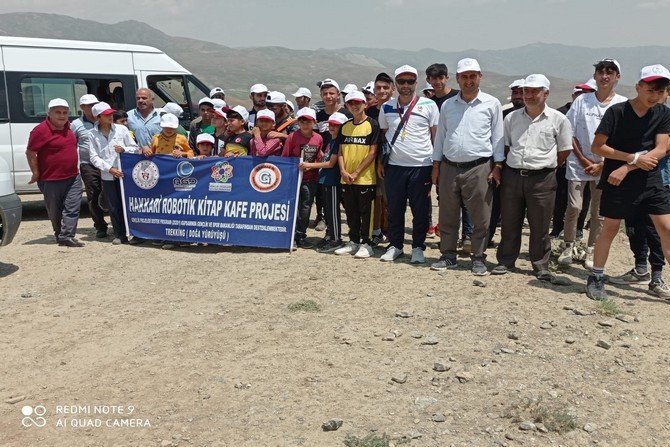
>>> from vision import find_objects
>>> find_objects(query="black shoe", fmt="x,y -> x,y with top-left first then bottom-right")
58,237 -> 85,247
96,229 -> 108,239
314,238 -> 329,250
296,238 -> 314,249
586,274 -> 608,301
491,264 -> 512,275
128,237 -> 146,245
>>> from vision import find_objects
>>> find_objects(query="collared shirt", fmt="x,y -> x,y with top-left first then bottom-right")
504,106 -> 573,170
378,96 -> 439,167
565,91 -> 627,181
88,123 -> 139,181
127,108 -> 162,147
71,114 -> 96,165
433,90 -> 504,163
27,119 -> 79,181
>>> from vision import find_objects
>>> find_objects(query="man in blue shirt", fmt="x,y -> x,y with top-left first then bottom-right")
127,88 -> 162,148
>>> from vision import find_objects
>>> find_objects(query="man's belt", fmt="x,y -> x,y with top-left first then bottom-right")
442,156 -> 491,169
507,166 -> 555,177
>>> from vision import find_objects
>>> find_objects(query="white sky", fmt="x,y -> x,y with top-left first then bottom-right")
0,0 -> 669,51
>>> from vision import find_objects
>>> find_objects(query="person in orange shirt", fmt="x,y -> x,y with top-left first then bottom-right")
150,113 -> 193,158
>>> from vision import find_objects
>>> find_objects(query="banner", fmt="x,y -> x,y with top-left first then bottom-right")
119,153 -> 300,249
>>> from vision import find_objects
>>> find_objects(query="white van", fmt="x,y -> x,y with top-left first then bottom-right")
0,155 -> 21,246
0,36 -> 212,193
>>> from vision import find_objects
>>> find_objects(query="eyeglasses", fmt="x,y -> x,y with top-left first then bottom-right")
396,79 -> 417,85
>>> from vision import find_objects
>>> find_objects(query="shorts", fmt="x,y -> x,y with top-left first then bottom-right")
600,185 -> 670,219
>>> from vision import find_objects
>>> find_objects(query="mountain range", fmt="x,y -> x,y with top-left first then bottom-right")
0,12 -> 651,107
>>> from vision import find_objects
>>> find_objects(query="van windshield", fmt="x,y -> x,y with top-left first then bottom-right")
147,74 -> 210,126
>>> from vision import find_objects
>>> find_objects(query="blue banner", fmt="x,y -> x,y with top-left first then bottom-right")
119,153 -> 300,249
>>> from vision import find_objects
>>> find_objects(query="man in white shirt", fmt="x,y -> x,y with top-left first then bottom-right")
491,74 -> 573,279
377,65 -> 439,264
559,59 -> 627,269
430,58 -> 504,275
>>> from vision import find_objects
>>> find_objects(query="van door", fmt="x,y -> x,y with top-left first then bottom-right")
141,72 -> 209,128
0,49 -> 12,189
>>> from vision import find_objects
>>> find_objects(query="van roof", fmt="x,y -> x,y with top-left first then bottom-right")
0,36 -> 164,54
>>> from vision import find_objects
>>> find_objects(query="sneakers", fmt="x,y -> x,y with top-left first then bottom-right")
537,269 -> 552,281
471,259 -> 487,276
586,274 -> 608,301
295,238 -> 314,249
315,220 -> 327,232
608,268 -> 651,285
370,232 -> 386,247
410,247 -> 425,264
96,228 -> 108,239
112,238 -> 126,245
558,245 -> 573,265
430,256 -> 458,271
584,247 -> 594,270
318,240 -> 345,253
381,246 -> 403,262
649,278 -> 670,298
426,225 -> 437,238
314,238 -> 329,250
354,243 -> 373,259
128,237 -> 145,245
335,241 -> 359,255
491,264 -> 511,275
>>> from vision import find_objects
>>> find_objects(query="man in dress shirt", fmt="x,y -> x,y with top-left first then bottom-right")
491,74 -> 573,279
430,58 -> 504,275
127,88 -> 162,148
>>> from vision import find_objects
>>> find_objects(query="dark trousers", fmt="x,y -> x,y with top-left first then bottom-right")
38,175 -> 83,241
385,165 -> 432,250
496,167 -> 556,272
323,184 -> 342,242
487,186 -> 501,243
315,184 -> 325,222
102,179 -> 127,240
80,163 -> 108,231
341,184 -> 375,244
551,165 -> 590,236
625,213 -> 665,273
296,181 -> 317,240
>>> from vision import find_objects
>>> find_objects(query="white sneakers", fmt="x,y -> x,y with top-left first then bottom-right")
558,244 -> 573,265
410,247 -> 425,264
335,241 -> 358,255
354,243 -> 373,259
381,246 -> 403,262
584,246 -> 594,270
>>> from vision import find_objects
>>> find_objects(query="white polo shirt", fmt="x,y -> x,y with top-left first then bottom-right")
504,106 -> 574,170
433,90 -> 505,163
378,96 -> 439,167
565,91 -> 627,181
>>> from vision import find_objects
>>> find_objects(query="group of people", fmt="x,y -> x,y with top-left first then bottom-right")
26,57 -> 670,302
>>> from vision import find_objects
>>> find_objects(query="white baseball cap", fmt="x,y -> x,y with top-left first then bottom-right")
523,74 -> 550,90
296,107 -> 317,121
319,78 -> 340,91
596,58 -> 621,73
160,113 -> 179,129
292,87 -> 312,99
196,133 -> 215,145
91,102 -> 115,117
210,87 -> 225,97
211,98 -> 227,109
250,83 -> 268,94
456,58 -> 482,74
48,98 -> 69,109
256,109 -> 275,122
342,83 -> 358,94
639,64 -> 670,82
162,102 -> 184,117
286,100 -> 295,111
328,112 -> 348,125
344,91 -> 366,103
508,79 -> 525,89
363,81 -> 375,94
394,65 -> 418,78
266,91 -> 286,104
79,94 -> 99,106
228,105 -> 249,122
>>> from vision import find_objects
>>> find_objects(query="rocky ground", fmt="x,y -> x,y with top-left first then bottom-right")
1,196 -> 669,447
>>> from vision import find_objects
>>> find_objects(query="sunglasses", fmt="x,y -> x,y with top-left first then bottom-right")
396,79 -> 417,85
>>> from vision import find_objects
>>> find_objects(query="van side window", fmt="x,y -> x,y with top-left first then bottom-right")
147,75 -> 187,109
20,77 -> 86,117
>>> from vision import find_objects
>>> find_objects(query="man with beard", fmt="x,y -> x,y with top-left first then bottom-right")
248,83 -> 269,129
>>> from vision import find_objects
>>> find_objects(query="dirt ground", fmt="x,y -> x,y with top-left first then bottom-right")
1,195 -> 670,447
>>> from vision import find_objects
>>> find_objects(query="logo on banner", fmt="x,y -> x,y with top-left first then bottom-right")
209,161 -> 234,192
249,163 -> 282,193
174,161 -> 197,191
131,160 -> 160,190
